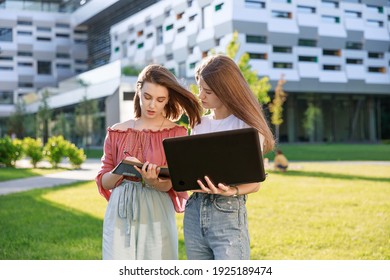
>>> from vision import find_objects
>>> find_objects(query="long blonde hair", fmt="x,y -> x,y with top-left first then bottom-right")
195,54 -> 275,153
134,64 -> 202,128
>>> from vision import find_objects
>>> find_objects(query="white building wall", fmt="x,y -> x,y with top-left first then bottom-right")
108,0 -> 389,92
0,9 -> 88,109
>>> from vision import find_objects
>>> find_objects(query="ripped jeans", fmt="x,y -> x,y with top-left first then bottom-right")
183,193 -> 250,260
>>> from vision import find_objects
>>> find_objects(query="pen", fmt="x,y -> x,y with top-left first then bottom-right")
123,150 -> 131,157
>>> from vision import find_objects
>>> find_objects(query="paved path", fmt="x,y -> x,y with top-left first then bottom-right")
0,159 -> 101,196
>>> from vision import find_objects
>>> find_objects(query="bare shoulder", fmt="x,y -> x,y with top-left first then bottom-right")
163,120 -> 183,129
111,120 -> 134,131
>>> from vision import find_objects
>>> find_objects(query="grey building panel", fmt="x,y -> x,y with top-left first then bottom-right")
17,44 -> 33,51
173,47 -> 188,62
298,26 -> 318,39
346,30 -> 364,42
268,32 -> 298,46
318,36 -> 346,49
214,21 -> 233,39
34,51 -> 55,60
364,40 -> 390,52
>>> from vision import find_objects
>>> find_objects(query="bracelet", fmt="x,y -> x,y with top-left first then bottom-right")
231,185 -> 239,197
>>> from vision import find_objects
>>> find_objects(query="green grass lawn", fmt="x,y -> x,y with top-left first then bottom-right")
0,162 -> 389,260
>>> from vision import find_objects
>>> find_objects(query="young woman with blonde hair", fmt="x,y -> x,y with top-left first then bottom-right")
184,54 -> 274,260
96,64 -> 202,260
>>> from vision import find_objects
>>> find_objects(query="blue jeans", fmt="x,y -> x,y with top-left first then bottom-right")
183,193 -> 250,260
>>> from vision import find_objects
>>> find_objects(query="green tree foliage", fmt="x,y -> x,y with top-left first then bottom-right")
37,90 -> 52,144
7,100 -> 26,138
269,75 -> 287,142
0,136 -> 23,167
122,65 -> 142,76
303,102 -> 322,142
75,79 -> 99,147
23,137 -> 44,168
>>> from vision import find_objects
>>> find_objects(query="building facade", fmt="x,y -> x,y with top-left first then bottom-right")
109,0 -> 390,142
1,0 -> 389,144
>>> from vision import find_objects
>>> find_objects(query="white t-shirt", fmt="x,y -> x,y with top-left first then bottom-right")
192,113 -> 265,151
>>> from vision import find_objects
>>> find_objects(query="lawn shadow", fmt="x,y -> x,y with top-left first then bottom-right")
0,186 -> 103,260
268,170 -> 390,183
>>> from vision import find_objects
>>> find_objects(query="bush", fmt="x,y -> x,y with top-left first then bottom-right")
43,135 -> 69,168
23,137 -> 44,168
0,136 -> 20,167
66,143 -> 86,169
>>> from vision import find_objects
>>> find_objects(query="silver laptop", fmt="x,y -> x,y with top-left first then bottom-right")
163,127 -> 266,192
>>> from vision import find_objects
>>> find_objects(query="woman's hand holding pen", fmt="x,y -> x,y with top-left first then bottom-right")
133,161 -> 160,187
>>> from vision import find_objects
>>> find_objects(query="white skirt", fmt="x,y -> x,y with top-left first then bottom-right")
102,180 -> 178,260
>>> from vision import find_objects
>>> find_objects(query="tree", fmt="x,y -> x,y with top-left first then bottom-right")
74,79 -> 99,147
37,90 -> 52,144
303,101 -> 322,142
7,99 -> 25,138
268,74 -> 287,144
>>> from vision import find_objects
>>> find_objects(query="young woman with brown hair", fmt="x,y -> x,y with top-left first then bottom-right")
96,64 -> 202,260
184,54 -> 275,260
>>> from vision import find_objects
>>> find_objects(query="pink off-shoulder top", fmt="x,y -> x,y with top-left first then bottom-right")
95,125 -> 189,212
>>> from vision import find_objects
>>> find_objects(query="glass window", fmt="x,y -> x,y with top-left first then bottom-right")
246,35 -> 267,44
346,58 -> 363,64
323,49 -> 340,56
345,42 -> 362,50
366,20 -> 383,27
0,56 -> 13,61
18,62 -> 33,66
321,15 -> 340,23
37,61 -> 52,75
297,5 -> 316,13
322,1 -> 339,8
17,31 -> 32,36
298,56 -> 317,62
178,62 -> 186,78
156,26 -> 163,45
245,0 -> 266,9
17,20 -> 32,26
0,91 -> 14,105
273,46 -> 292,53
0,28 -> 13,42
272,11 -> 292,18
368,67 -> 385,73
37,27 -> 51,32
215,3 -> 224,11
248,53 -> 267,59
56,23 -> 70,28
273,62 -> 293,69
345,10 -> 362,18
298,39 -> 317,47
368,52 -> 384,59
17,51 -> 33,56
166,24 -> 174,31
56,53 -> 70,58
323,65 -> 341,70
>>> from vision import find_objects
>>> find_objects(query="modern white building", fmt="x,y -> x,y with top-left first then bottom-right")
109,0 -> 390,142
1,0 -> 389,144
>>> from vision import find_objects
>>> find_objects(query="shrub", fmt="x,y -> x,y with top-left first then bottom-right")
43,135 -> 68,168
23,137 -> 44,168
0,136 -> 19,167
66,143 -> 86,169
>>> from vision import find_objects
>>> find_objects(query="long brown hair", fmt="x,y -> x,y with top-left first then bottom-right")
195,54 -> 275,153
134,64 -> 202,128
